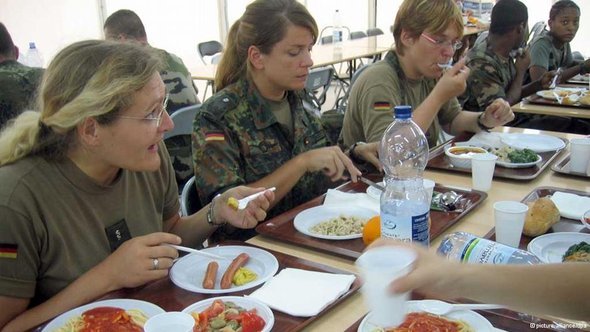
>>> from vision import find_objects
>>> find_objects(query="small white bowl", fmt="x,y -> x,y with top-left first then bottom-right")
444,146 -> 488,169
144,311 -> 194,332
582,210 -> 590,230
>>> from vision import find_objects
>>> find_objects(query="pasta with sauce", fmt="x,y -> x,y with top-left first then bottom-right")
373,312 -> 474,332
53,306 -> 147,332
310,215 -> 366,236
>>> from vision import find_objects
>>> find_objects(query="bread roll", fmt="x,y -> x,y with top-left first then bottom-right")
523,197 -> 560,237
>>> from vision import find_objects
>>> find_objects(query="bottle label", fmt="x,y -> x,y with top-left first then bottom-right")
460,238 -> 517,264
381,211 -> 429,245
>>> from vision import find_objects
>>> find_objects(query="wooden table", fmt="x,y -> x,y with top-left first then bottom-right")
512,100 -> 590,120
248,126 -> 589,331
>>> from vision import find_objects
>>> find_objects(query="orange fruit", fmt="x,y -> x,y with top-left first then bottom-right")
362,215 -> 381,246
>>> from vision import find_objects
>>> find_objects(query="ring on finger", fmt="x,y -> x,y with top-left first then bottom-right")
152,258 -> 159,270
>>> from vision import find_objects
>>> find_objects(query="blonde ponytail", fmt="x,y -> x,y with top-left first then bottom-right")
0,111 -> 42,166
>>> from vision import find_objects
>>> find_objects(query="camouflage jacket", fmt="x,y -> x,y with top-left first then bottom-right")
157,48 -> 200,113
193,78 -> 333,220
459,40 -> 515,112
0,60 -> 43,129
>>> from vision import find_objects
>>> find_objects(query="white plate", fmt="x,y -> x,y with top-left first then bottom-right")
170,245 -> 279,294
536,88 -> 586,100
495,154 -> 542,168
527,232 -> 590,263
365,181 -> 385,200
357,300 -> 494,332
500,134 -> 565,153
43,299 -> 164,331
293,205 -> 377,240
182,296 -> 274,332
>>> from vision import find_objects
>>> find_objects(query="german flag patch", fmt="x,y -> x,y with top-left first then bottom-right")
373,101 -> 391,111
205,131 -> 225,142
0,243 -> 17,259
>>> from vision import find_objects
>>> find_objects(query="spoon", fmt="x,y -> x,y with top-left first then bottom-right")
418,299 -> 505,316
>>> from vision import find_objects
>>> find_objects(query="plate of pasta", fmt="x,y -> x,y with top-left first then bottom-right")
294,205 -> 377,240
42,298 -> 164,332
357,300 -> 494,332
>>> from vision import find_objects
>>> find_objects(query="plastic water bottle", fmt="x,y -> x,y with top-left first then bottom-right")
437,232 -> 542,264
379,105 -> 430,245
25,42 -> 44,68
332,9 -> 343,44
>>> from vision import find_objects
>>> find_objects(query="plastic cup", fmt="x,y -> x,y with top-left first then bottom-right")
569,138 -> 590,173
423,178 -> 436,206
494,201 -> 529,248
144,312 -> 194,332
355,246 -> 416,327
471,153 -> 497,192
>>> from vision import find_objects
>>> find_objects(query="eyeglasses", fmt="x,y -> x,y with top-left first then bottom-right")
117,93 -> 169,127
421,32 -> 463,51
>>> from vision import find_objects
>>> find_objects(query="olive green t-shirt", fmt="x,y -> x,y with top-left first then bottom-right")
0,142 -> 179,303
341,51 -> 461,148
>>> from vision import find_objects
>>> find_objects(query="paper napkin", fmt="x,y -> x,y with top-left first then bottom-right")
248,268 -> 356,317
550,191 -> 590,220
324,189 -> 379,213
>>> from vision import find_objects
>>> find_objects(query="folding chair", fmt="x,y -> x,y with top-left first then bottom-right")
197,40 -> 223,99
334,63 -> 371,114
528,21 -> 546,44
350,31 -> 367,40
305,66 -> 334,110
180,175 -> 202,216
164,104 -> 201,140
366,28 -> 384,37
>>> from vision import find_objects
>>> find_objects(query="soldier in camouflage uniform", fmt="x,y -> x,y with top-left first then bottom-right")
104,10 -> 199,189
0,23 -> 43,130
460,0 -> 553,112
193,0 -> 380,242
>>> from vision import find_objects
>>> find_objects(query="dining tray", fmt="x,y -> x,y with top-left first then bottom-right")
427,137 -> 567,180
551,152 -> 590,178
256,178 -> 486,260
525,94 -> 590,109
93,241 -> 360,332
484,186 -> 590,251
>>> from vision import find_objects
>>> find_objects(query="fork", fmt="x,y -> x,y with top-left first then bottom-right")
549,67 -> 562,89
552,91 -> 563,105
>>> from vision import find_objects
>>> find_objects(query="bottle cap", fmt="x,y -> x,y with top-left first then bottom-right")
29,42 -> 36,49
394,105 -> 412,119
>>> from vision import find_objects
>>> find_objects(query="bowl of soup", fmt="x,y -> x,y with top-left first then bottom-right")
444,146 -> 488,168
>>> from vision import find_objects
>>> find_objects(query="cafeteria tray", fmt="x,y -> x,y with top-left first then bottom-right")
427,137 -> 567,181
524,94 -> 590,109
90,241 -> 360,332
484,186 -> 590,250
551,152 -> 590,178
256,178 -> 486,260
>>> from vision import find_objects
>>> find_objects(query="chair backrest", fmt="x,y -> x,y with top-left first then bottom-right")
366,28 -> 384,37
473,31 -> 489,47
180,175 -> 202,216
197,40 -> 223,65
350,31 -> 367,40
164,104 -> 201,140
335,63 -> 372,113
305,66 -> 334,108
528,21 -> 546,44
320,35 -> 333,45
572,51 -> 585,62
318,26 -> 351,45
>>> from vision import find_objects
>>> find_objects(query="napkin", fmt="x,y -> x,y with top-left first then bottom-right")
324,189 -> 379,213
248,268 -> 356,317
458,131 -> 504,149
550,191 -> 590,220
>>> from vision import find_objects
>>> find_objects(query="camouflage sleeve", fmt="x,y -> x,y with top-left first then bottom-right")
192,103 -> 244,206
465,57 -> 507,110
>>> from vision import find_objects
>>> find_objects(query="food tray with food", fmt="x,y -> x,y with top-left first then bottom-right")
76,242 -> 360,332
527,88 -> 590,108
567,73 -> 590,84
551,152 -> 590,178
256,179 -> 486,260
484,187 -> 590,258
427,137 -> 566,180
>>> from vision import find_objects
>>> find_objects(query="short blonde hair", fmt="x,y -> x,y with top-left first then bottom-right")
392,0 -> 463,55
0,40 -> 163,166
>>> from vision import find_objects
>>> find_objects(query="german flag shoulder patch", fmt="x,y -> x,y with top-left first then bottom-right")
204,131 -> 225,142
0,243 -> 17,259
373,101 -> 391,111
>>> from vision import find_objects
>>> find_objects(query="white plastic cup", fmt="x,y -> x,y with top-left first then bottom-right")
494,201 -> 529,248
569,138 -> 590,173
355,246 -> 417,327
471,153 -> 497,192
144,312 -> 195,332
423,178 -> 436,206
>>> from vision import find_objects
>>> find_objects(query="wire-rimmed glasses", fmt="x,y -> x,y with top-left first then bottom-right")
117,93 -> 169,127
421,32 -> 463,51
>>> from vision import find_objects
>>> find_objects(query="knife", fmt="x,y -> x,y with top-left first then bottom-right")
358,176 -> 385,191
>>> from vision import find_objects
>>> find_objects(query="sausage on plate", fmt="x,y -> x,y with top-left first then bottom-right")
202,261 -> 219,289
220,253 -> 250,289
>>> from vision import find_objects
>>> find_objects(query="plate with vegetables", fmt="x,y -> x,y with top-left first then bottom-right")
489,146 -> 542,168
527,232 -> 590,263
183,296 -> 274,332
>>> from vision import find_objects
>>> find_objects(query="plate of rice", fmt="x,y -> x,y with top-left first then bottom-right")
294,205 -> 377,240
